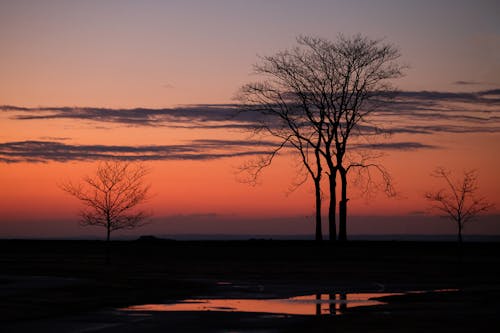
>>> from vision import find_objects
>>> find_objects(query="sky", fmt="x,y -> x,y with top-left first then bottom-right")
0,0 -> 499,239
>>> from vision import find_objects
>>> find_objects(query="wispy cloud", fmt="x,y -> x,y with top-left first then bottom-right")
453,80 -> 485,86
1,89 -> 499,164
354,142 -> 439,151
162,83 -> 175,89
2,89 -> 499,132
0,140 -> 274,163
39,136 -> 71,141
370,89 -> 500,135
0,138 -> 436,163
0,104 -> 258,127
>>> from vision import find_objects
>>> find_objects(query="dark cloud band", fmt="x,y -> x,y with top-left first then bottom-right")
0,140 -> 273,163
0,139 -> 437,163
2,89 -> 499,132
1,89 -> 498,163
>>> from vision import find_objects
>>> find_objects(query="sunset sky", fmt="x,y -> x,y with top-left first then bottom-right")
1,0 -> 499,239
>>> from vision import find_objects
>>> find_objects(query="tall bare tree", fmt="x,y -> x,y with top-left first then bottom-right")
239,81 -> 326,241
425,168 -> 493,245
318,35 -> 403,240
239,35 -> 403,241
61,160 -> 152,242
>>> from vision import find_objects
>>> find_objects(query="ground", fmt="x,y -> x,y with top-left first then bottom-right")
1,239 -> 499,332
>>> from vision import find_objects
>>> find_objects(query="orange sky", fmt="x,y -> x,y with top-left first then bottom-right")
1,1 -> 499,238
1,96 -> 499,238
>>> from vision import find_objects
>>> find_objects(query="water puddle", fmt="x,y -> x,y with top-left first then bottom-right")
120,292 -> 402,316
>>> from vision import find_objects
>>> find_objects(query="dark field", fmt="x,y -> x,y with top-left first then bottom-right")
1,239 -> 500,332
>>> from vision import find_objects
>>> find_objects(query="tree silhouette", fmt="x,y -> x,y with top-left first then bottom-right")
425,168 -> 493,245
318,35 -> 403,241
238,42 -> 328,241
238,85 -> 326,240
61,160 -> 152,242
239,35 -> 403,241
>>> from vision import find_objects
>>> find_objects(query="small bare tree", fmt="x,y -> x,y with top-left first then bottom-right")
425,168 -> 493,245
61,160 -> 152,242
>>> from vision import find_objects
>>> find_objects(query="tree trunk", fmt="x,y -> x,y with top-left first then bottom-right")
339,168 -> 348,241
457,221 -> 464,264
339,292 -> 347,313
106,221 -> 111,264
457,222 -> 463,245
314,179 -> 323,242
315,293 -> 321,316
328,172 -> 337,241
329,293 -> 336,315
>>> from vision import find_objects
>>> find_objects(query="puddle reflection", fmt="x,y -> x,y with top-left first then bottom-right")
121,292 -> 401,316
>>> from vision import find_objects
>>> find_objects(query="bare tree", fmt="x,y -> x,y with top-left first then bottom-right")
238,81 -> 326,241
425,168 -> 493,245
60,160 -> 152,242
318,35 -> 404,241
239,35 -> 403,241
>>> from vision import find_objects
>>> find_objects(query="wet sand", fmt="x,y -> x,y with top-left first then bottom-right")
1,239 -> 500,332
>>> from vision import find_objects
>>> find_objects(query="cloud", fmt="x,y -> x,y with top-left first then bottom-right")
0,137 -> 441,164
0,104 -> 253,127
479,89 -> 500,96
382,90 -> 500,112
2,89 -> 500,129
2,89 -> 499,122
407,210 -> 428,216
0,140 -> 275,163
191,139 -> 278,148
1,89 -> 500,158
162,83 -> 175,89
39,136 -> 71,141
354,142 -> 439,151
0,104 -> 274,127
391,91 -> 478,103
384,124 -> 500,135
367,89 -> 500,135
453,80 -> 484,86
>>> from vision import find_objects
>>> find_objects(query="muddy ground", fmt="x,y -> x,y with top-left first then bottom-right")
1,239 -> 499,332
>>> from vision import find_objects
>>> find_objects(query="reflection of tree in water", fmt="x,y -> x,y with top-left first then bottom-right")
315,293 -> 321,315
314,292 -> 348,316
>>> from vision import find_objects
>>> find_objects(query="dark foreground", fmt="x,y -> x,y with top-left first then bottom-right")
1,239 -> 500,332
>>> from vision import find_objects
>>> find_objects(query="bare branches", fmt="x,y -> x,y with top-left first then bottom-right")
347,156 -> 396,198
236,137 -> 290,186
238,34 -> 404,241
425,168 -> 494,243
60,160 -> 152,241
238,37 -> 329,241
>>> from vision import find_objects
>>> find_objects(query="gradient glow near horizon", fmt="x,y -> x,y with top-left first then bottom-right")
1,0 -> 499,238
